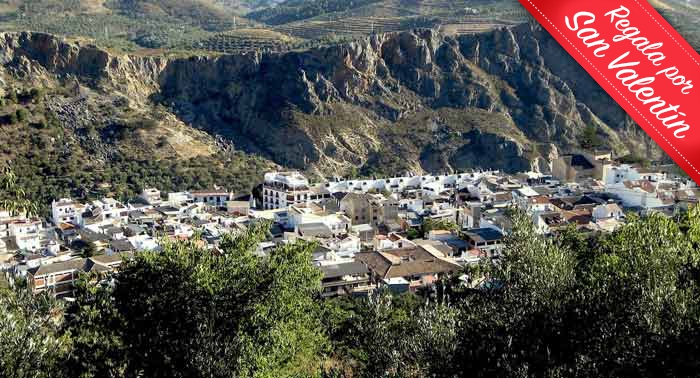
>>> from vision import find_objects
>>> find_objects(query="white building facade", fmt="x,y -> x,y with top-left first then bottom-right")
263,172 -> 311,210
51,198 -> 84,226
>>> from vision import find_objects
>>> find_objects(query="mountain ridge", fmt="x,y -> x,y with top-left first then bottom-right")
0,23 -> 661,178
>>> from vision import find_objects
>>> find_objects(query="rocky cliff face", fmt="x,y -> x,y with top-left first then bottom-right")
0,25 -> 662,177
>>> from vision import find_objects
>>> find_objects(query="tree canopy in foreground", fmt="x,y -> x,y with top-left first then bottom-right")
3,208 -> 700,377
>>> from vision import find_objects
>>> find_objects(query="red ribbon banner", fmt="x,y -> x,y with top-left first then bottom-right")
519,0 -> 700,183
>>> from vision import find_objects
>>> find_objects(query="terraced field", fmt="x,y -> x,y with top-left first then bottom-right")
274,16 -> 417,39
12,0 -> 695,57
275,15 -> 519,40
191,28 -> 298,53
441,18 -> 521,36
0,0 -> 264,51
270,0 -> 527,40
0,0 -> 532,53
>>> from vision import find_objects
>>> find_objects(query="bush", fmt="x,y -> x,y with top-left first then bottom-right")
27,88 -> 44,102
34,119 -> 48,129
128,119 -> 159,130
6,90 -> 18,104
580,124 -> 603,149
15,109 -> 29,123
7,112 -> 18,125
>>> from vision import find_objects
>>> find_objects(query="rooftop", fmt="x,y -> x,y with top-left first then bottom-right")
319,261 -> 368,279
464,228 -> 504,243
29,258 -> 88,276
192,190 -> 232,196
357,246 -> 462,280
264,171 -> 309,188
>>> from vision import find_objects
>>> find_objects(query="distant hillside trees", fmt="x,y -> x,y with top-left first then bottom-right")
248,0 -> 382,25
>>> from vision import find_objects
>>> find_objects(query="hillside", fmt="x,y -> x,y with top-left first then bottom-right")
252,0 -> 527,41
1,0 -> 698,54
0,33 -> 276,210
0,24 -> 665,197
657,0 -> 700,49
2,0 -> 695,56
0,0 -> 271,51
0,0 -> 530,53
149,24 -> 659,175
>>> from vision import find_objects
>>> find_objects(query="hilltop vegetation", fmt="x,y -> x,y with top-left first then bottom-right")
1,0 -> 699,54
0,0 -> 266,51
0,0 -> 531,52
247,0 -> 384,25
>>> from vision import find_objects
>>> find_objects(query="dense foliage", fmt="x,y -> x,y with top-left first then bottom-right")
0,220 -> 327,378
248,0 -> 382,25
0,91 -> 272,216
4,208 -> 700,377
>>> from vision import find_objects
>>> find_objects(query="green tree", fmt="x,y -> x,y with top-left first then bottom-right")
330,292 -> 456,378
15,109 -> 29,123
6,89 -> 18,104
80,242 -> 98,258
7,111 -> 18,124
61,274 -> 127,378
0,288 -> 70,378
453,208 -> 578,376
28,88 -> 44,102
580,124 -> 603,149
448,208 -> 700,377
0,165 -> 38,216
422,218 -> 458,235
406,227 -> 420,240
98,220 -> 327,378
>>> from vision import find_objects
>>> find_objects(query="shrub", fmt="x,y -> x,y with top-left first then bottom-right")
15,109 -> 29,123
7,112 -> 18,125
6,90 -> 18,104
28,88 -> 44,102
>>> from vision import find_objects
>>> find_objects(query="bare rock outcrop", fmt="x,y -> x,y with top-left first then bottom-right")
0,25 -> 659,175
